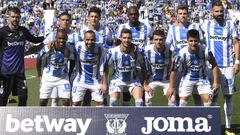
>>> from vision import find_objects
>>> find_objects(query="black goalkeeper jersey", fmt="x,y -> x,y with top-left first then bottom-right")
0,26 -> 44,75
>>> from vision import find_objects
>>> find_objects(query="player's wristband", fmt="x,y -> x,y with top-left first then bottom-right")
235,60 -> 240,64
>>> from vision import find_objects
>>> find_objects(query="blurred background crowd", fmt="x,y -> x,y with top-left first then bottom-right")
0,0 -> 240,50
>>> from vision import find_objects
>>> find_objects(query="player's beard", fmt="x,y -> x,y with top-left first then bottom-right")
214,14 -> 224,23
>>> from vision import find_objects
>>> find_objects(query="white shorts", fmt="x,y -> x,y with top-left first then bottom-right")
207,67 -> 236,95
179,79 -> 211,97
109,79 -> 142,95
40,76 -> 71,99
145,80 -> 169,99
72,82 -> 103,102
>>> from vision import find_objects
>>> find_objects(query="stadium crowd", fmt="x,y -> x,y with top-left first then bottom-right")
0,0 -> 240,134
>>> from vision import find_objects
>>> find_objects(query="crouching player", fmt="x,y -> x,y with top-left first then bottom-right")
167,29 -> 219,106
38,29 -> 75,106
101,29 -> 147,107
142,30 -> 175,106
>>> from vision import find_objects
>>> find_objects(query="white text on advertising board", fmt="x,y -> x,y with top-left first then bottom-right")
141,116 -> 211,134
5,114 -> 92,135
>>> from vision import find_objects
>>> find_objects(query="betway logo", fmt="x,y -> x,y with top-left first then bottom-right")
141,117 -> 211,134
5,114 -> 91,135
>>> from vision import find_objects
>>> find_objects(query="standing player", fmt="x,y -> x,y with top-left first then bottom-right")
72,30 -> 104,106
116,6 -> 152,106
201,1 -> 239,134
167,29 -> 219,107
142,30 -> 175,106
43,12 -> 80,107
38,29 -> 75,106
166,4 -> 203,106
0,7 -> 44,106
80,6 -> 113,106
101,29 -> 147,107
117,6 -> 152,48
80,6 -> 113,46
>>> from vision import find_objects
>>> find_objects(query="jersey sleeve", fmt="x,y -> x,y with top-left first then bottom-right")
232,22 -> 239,40
25,27 -> 44,44
43,32 -> 55,44
173,52 -> 183,70
103,50 -> 113,68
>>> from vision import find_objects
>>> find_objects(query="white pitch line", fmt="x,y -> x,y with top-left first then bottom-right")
26,74 -> 37,80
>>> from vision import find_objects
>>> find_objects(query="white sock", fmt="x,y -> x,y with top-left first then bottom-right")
179,99 -> 188,106
224,96 -> 233,129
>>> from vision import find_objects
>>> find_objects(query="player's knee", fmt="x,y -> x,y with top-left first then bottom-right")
109,97 -> 117,107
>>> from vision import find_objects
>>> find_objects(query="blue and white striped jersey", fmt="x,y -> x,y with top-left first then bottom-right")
104,45 -> 146,83
43,30 -> 80,46
38,43 -> 75,77
174,45 -> 213,81
79,24 -> 113,45
166,23 -> 203,55
117,21 -> 152,48
74,42 -> 105,85
142,44 -> 172,81
201,20 -> 239,67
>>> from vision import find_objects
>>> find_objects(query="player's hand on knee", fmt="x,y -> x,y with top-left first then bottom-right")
144,84 -> 152,96
100,84 -> 107,95
166,87 -> 174,100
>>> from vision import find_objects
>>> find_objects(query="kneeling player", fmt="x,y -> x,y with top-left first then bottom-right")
38,29 -> 75,106
167,29 -> 219,106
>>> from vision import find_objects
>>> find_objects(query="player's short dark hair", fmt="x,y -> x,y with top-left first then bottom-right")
59,12 -> 71,19
127,6 -> 139,14
152,30 -> 165,38
56,29 -> 67,37
187,29 -> 200,40
84,30 -> 96,38
88,6 -> 101,18
177,4 -> 188,13
120,28 -> 132,37
212,1 -> 223,8
8,7 -> 21,15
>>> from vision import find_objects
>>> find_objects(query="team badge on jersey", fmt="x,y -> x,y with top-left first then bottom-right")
105,114 -> 129,135
19,30 -> 23,37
